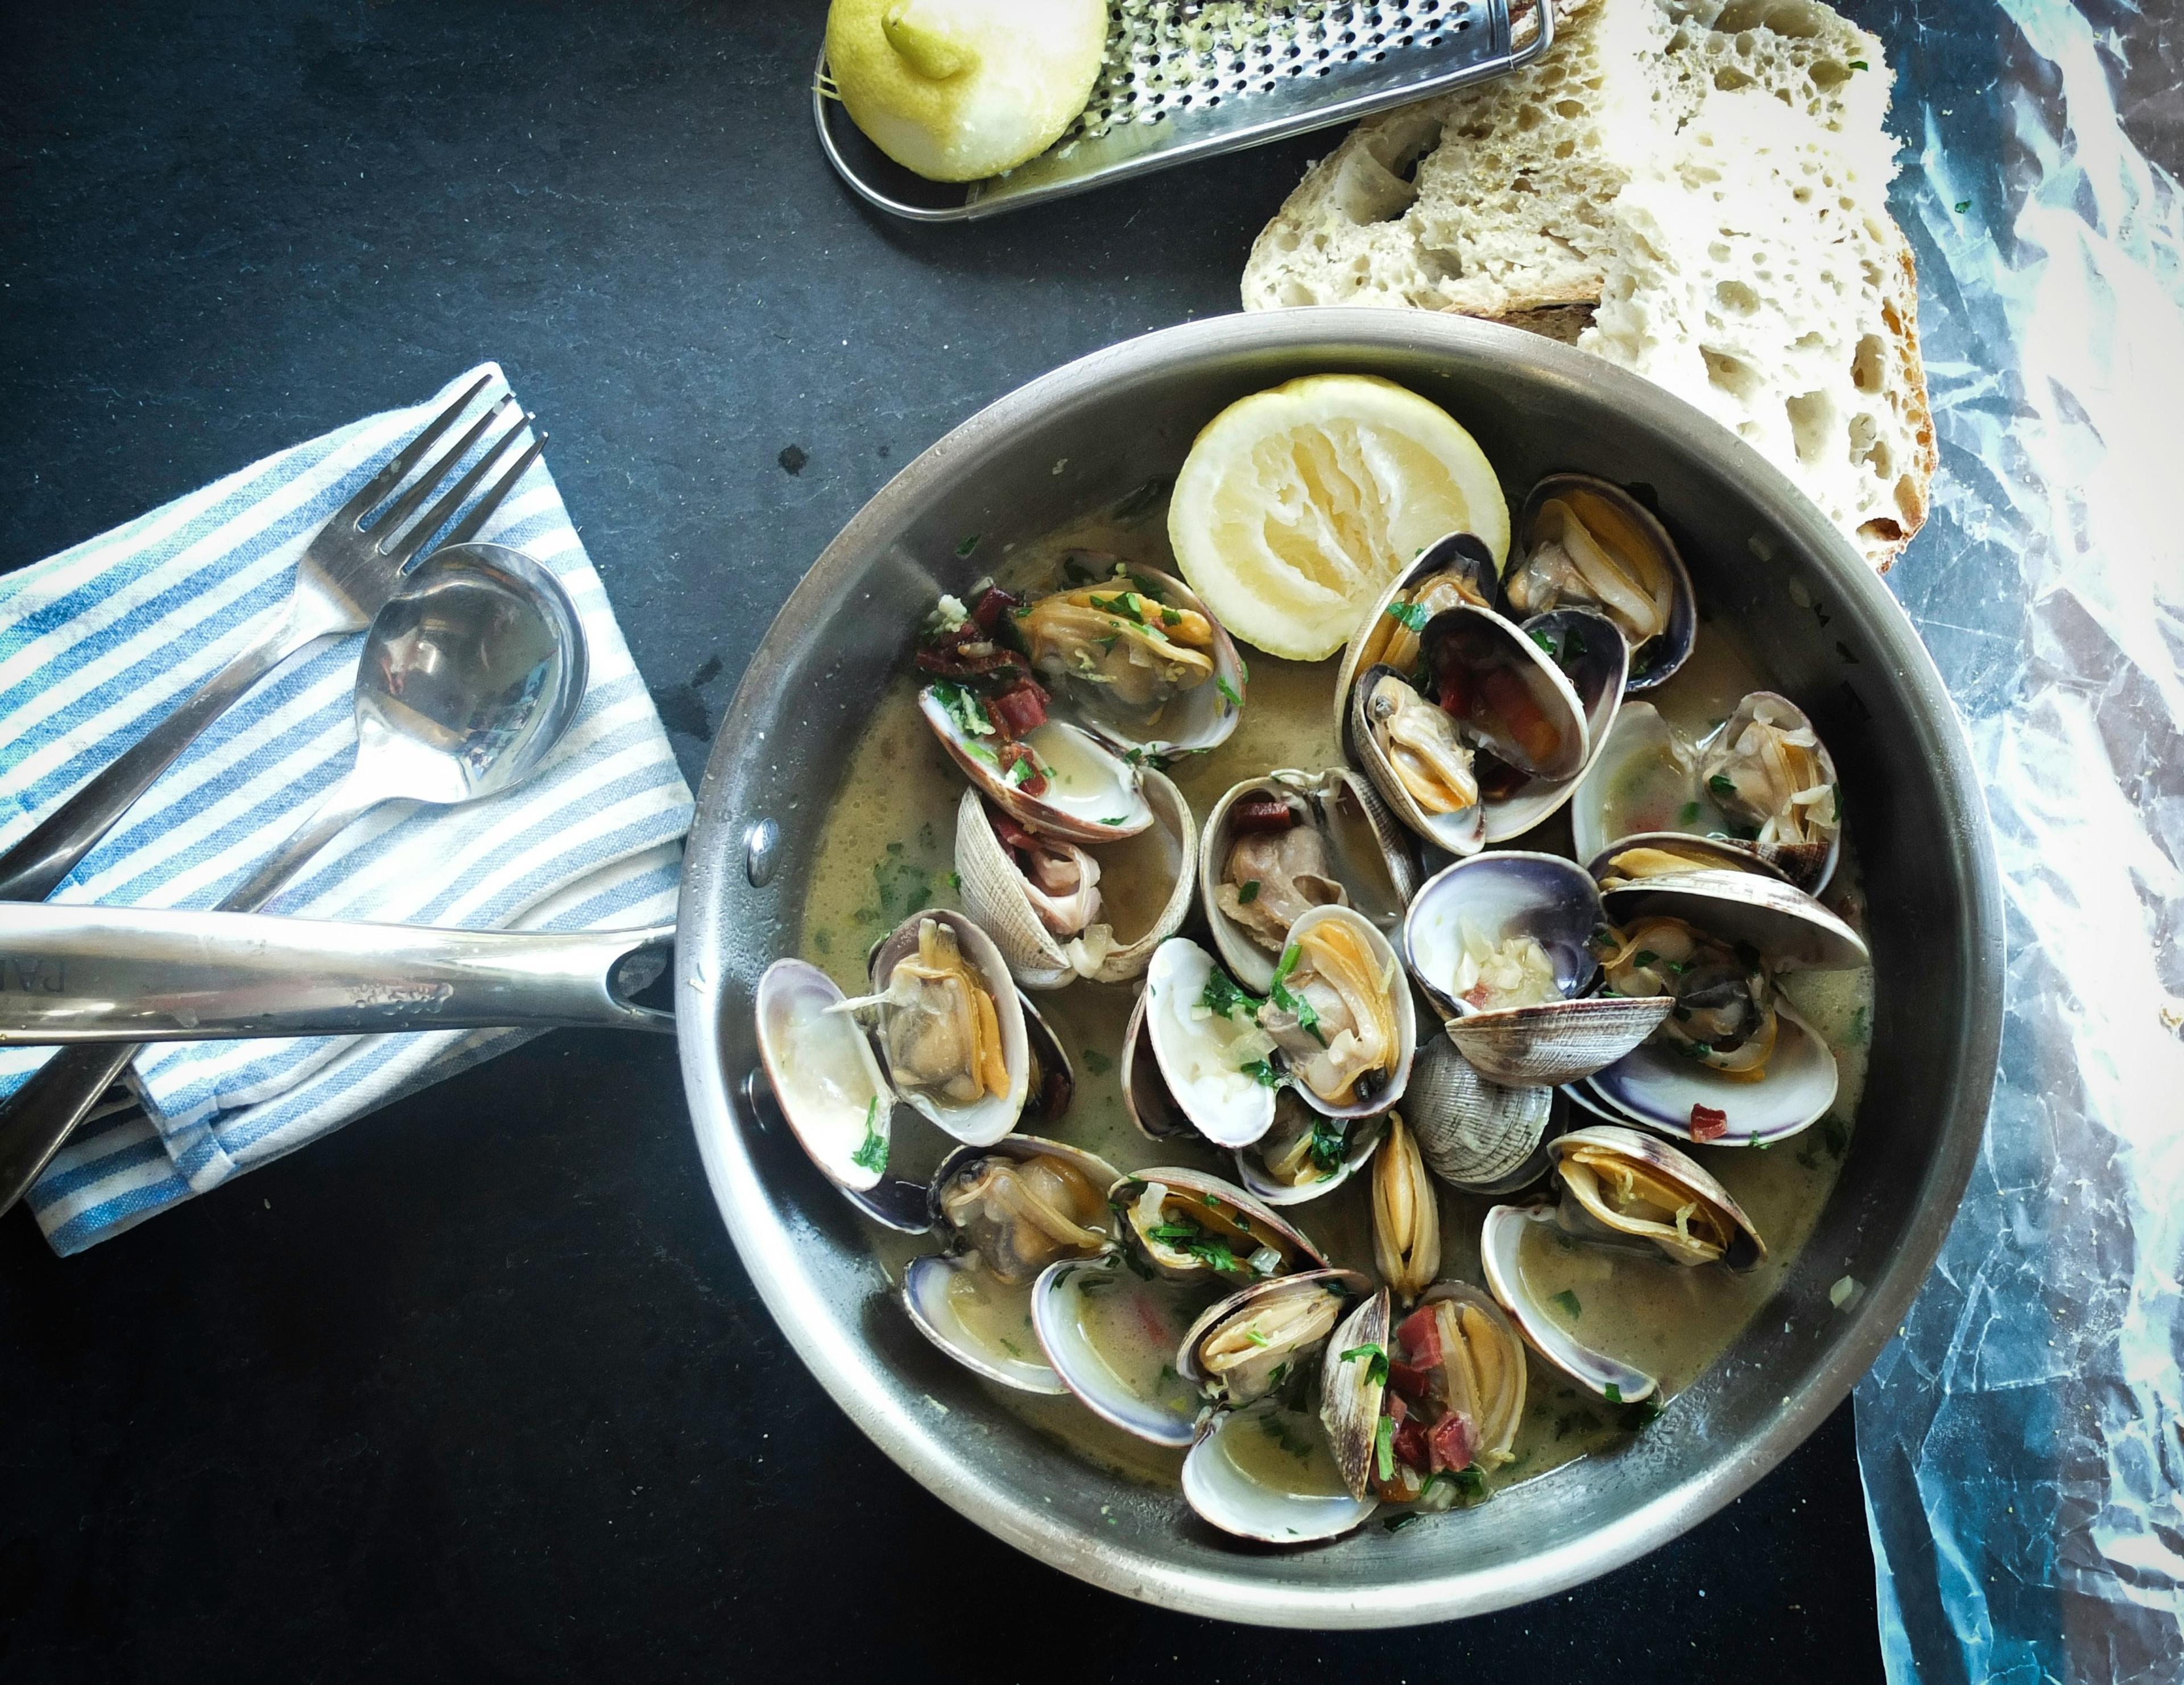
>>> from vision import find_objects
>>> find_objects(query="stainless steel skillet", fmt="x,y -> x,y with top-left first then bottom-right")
682,310 -> 2001,1626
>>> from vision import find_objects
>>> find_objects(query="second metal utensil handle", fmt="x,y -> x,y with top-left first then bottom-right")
0,906 -> 677,1044
0,614 -> 312,902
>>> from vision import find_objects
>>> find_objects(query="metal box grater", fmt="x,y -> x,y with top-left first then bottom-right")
813,0 -> 1553,222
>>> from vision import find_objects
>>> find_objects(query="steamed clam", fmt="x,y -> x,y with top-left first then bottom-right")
1330,531 -> 1502,735
835,910 -> 1028,1146
1345,602 -> 1592,855
901,1136 -> 1123,1394
1321,1284 -> 1527,1505
1552,1125 -> 1765,1270
1113,1166 -> 1328,1287
1019,560 -> 1247,760
1233,1092 -> 1386,1206
1570,693 -> 1843,893
1697,692 -> 1842,892
1258,905 -> 1415,1118
953,768 -> 1196,988
1403,852 -> 1673,1088
1370,1113 -> 1441,1301
1580,868 -> 1867,1144
1178,1268 -> 1369,1409
1505,475 -> 1695,690
1199,767 -> 1418,992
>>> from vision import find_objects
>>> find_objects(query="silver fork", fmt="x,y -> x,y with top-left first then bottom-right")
0,373 -> 548,902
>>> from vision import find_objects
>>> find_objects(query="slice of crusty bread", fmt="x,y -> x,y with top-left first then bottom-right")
1240,0 -> 1931,565
1585,85 -> 1934,557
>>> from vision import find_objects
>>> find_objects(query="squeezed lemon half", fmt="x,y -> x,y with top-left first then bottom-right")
1168,375 -> 1511,663
826,0 -> 1110,184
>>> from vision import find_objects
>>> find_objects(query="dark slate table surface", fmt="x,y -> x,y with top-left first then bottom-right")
2,2 -> 1885,1678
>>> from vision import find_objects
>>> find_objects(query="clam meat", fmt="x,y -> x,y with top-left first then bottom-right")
1258,909 -> 1406,1114
850,916 -> 1011,1107
1698,692 -> 1842,868
1596,916 -> 1778,1077
1116,1171 -> 1321,1286
986,807 -> 1103,939
1505,495 -> 1673,645
1241,1092 -> 1377,1201
1215,803 -> 1348,953
1022,580 -> 1217,714
1385,1289 -> 1527,1483
1553,1126 -> 1765,1270
1366,672 -> 1480,818
937,1150 -> 1111,1285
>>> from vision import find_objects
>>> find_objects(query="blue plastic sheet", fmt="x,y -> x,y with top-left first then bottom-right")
1854,0 -> 2184,1678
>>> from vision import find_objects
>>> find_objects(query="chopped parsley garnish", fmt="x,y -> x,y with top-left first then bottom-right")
956,534 -> 981,557
930,680 -> 993,738
1081,1049 -> 1112,1076
1383,1511 -> 1428,1534
1620,1397 -> 1665,1431
1215,676 -> 1244,710
1198,967 -> 1259,1021
1953,197 -> 1971,214
1708,773 -> 1738,800
1851,57 -> 1870,69
1604,1382 -> 1624,1405
1268,943 -> 1325,1045
1061,556 -> 1096,585
1450,1467 -> 1487,1498
1236,879 -> 1261,905
1678,801 -> 1702,825
1530,628 -> 1559,656
1633,950 -> 1659,968
1374,1413 -> 1397,1483
1564,625 -> 1589,656
1306,1115 -> 1347,1174
1096,632 -> 1120,653
850,1097 -> 887,1173
1339,1343 -> 1391,1387
1246,1328 -> 1271,1348
1385,600 -> 1431,633
946,870 -> 961,892
1089,591 -> 1146,625
1003,757 -> 1038,788
1098,815 -> 1127,826
1239,1058 -> 1285,1088
1552,1289 -> 1582,1319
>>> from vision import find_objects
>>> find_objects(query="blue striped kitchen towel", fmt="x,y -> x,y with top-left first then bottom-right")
0,364 -> 693,1254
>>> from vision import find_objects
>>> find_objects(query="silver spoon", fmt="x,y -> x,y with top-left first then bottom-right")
0,541 -> 589,1214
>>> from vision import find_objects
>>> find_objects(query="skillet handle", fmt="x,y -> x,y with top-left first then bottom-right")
0,904 -> 677,1044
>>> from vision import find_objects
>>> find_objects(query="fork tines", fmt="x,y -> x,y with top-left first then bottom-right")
343,378 -> 546,569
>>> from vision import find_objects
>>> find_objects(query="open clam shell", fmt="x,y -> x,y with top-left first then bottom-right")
1580,997 -> 1839,1146
1569,702 -> 1709,869
920,688 -> 1154,844
1111,1166 -> 1331,1285
1480,1204 -> 1657,1404
1403,852 -> 1673,1088
1347,603 -> 1595,854
1330,532 -> 1504,743
1021,560 -> 1248,761
1405,1036 -> 1559,1194
855,909 -> 1031,1147
1181,1405 -> 1380,1543
1030,1253 -> 1204,1442
1597,869 -> 1869,972
1272,903 -> 1418,1120
1199,767 -> 1419,993
1140,937 -> 1280,1148
750,962 -> 930,1230
1121,988 -> 1195,1142
953,771 -> 1197,990
903,1253 -> 1071,1394
1507,474 -> 1697,692
1488,606 -> 1627,841
1018,993 -> 1074,1128
1232,1092 -> 1387,1206
1695,691 -> 1843,893
1318,1287 -> 1392,1502
1345,661 -> 1488,856
1586,831 -> 1794,889
1177,1267 -> 1371,1405
1551,1125 -> 1765,1271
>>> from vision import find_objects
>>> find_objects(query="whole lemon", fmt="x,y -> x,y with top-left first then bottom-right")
826,0 -> 1110,183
